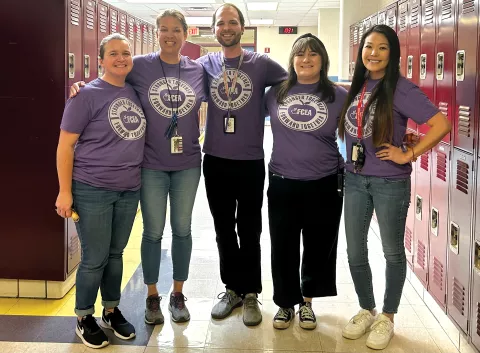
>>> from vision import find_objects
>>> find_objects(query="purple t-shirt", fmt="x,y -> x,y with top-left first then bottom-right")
266,83 -> 348,180
198,50 -> 287,160
60,78 -> 146,191
128,53 -> 206,171
344,77 -> 439,178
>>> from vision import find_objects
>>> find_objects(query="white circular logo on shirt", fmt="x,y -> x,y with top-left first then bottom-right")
345,92 -> 377,138
210,69 -> 253,111
277,94 -> 328,132
108,98 -> 146,140
148,77 -> 196,118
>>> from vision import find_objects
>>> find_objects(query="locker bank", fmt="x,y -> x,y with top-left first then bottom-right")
2,0 -> 480,352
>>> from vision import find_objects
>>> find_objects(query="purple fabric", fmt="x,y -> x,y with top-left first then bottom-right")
266,83 -> 348,180
128,53 -> 206,171
344,77 -> 440,178
198,50 -> 287,160
60,78 -> 146,191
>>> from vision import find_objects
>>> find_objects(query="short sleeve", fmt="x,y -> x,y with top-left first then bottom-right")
396,83 -> 440,125
265,57 -> 288,87
60,93 -> 93,134
264,87 -> 274,117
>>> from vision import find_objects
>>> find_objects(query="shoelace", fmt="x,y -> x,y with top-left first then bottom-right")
274,308 -> 292,321
297,305 -> 315,321
147,296 -> 162,312
217,291 -> 237,304
351,310 -> 371,324
370,319 -> 391,334
172,293 -> 188,310
244,296 -> 262,309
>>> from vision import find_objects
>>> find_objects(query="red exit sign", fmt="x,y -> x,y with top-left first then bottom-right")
188,27 -> 199,36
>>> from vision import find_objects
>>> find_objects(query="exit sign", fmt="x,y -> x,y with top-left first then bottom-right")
188,27 -> 199,36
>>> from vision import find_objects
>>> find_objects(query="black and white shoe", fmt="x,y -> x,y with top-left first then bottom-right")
298,302 -> 317,330
101,307 -> 136,340
76,315 -> 109,349
273,307 -> 295,329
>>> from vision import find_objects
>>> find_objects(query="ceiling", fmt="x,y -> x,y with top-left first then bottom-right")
103,0 -> 340,27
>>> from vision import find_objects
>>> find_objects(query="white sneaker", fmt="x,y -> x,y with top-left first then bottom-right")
366,314 -> 394,350
342,309 -> 376,340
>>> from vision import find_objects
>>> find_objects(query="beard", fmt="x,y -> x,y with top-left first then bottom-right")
216,31 -> 242,48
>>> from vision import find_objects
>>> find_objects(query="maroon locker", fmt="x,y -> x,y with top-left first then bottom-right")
405,129 -> 418,268
434,0 -> 456,143
454,0 -> 479,153
151,25 -> 157,52
97,1 -> 109,78
413,149 -> 431,286
448,148 -> 473,333
109,6 -> 118,33
428,142 -> 450,309
134,19 -> 142,56
83,0 -> 97,83
358,20 -> 365,45
471,263 -> 480,352
406,0 -> 421,132
141,23 -> 149,54
398,0 -> 409,77
378,7 -> 387,25
127,15 -> 135,51
419,0 -> 436,120
349,25 -> 355,80
119,11 -> 127,36
353,23 -> 359,66
387,3 -> 398,32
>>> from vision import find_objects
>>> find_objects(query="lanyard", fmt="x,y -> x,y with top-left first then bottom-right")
221,50 -> 244,115
159,55 -> 181,138
356,81 -> 368,140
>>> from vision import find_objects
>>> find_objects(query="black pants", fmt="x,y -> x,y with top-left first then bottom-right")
268,172 -> 343,308
203,154 -> 265,295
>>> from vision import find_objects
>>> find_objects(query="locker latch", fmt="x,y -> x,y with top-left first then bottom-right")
407,55 -> 413,79
431,207 -> 438,236
450,221 -> 459,254
84,55 -> 90,79
474,241 -> 480,274
420,54 -> 427,80
68,53 -> 75,79
98,56 -> 102,77
415,195 -> 422,221
456,50 -> 465,82
436,52 -> 444,80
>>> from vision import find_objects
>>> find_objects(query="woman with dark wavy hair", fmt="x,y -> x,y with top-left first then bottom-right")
338,24 -> 450,350
265,33 -> 347,330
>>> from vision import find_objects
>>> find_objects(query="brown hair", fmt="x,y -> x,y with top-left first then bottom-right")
211,3 -> 245,28
99,33 -> 131,59
156,9 -> 188,33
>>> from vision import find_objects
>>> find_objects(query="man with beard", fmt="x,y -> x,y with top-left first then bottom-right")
197,3 -> 287,327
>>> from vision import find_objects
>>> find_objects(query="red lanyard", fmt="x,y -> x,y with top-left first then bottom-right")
356,82 -> 368,140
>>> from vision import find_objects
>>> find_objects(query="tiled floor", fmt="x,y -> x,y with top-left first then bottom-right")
0,128 -> 472,352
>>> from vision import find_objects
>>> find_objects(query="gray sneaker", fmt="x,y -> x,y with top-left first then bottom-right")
243,293 -> 262,326
145,295 -> 164,325
211,289 -> 243,319
168,292 -> 190,323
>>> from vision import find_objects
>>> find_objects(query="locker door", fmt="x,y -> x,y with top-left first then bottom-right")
407,0 -> 421,132
398,0 -> 409,77
127,15 -> 135,51
429,142 -> 450,308
353,23 -> 359,65
67,0 -> 82,97
109,7 -> 118,34
97,1 -> 109,77
349,25 -> 355,81
454,0 -> 478,153
135,19 -> 142,56
413,149 -> 431,287
448,148 -> 473,333
83,0 -> 97,83
358,20 -> 365,44
405,132 -> 417,268
150,25 -> 155,53
142,23 -> 148,54
370,13 -> 378,26
472,156 -> 480,350
119,12 -> 127,36
419,0 -> 436,108
387,3 -> 398,32
433,0 -> 456,143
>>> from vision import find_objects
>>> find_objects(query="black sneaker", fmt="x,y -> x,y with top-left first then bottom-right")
273,307 -> 295,329
76,314 -> 109,349
101,307 -> 136,340
298,302 -> 317,330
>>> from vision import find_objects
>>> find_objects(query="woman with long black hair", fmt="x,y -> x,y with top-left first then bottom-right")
338,24 -> 450,350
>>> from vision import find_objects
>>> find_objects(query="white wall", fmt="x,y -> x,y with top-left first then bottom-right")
318,8 -> 340,78
255,26 -> 318,69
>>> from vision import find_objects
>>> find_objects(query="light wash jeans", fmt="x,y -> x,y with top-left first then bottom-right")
344,172 -> 411,314
73,180 -> 140,316
140,167 -> 201,284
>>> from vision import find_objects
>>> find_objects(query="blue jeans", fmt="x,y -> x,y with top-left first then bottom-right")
344,172 -> 411,314
140,167 -> 201,284
73,180 -> 140,317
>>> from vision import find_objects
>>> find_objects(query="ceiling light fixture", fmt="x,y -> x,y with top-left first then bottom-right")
247,2 -> 278,11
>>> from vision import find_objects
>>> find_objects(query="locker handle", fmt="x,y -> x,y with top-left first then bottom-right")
456,50 -> 465,82
420,54 -> 427,80
474,241 -> 480,274
407,55 -> 413,79
436,52 -> 444,80
415,195 -> 422,221
431,207 -> 438,236
84,55 -> 90,79
98,56 -> 102,77
450,222 -> 459,254
68,53 -> 75,79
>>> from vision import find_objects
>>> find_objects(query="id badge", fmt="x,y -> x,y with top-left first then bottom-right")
171,136 -> 183,154
351,142 -> 363,162
224,114 -> 236,134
